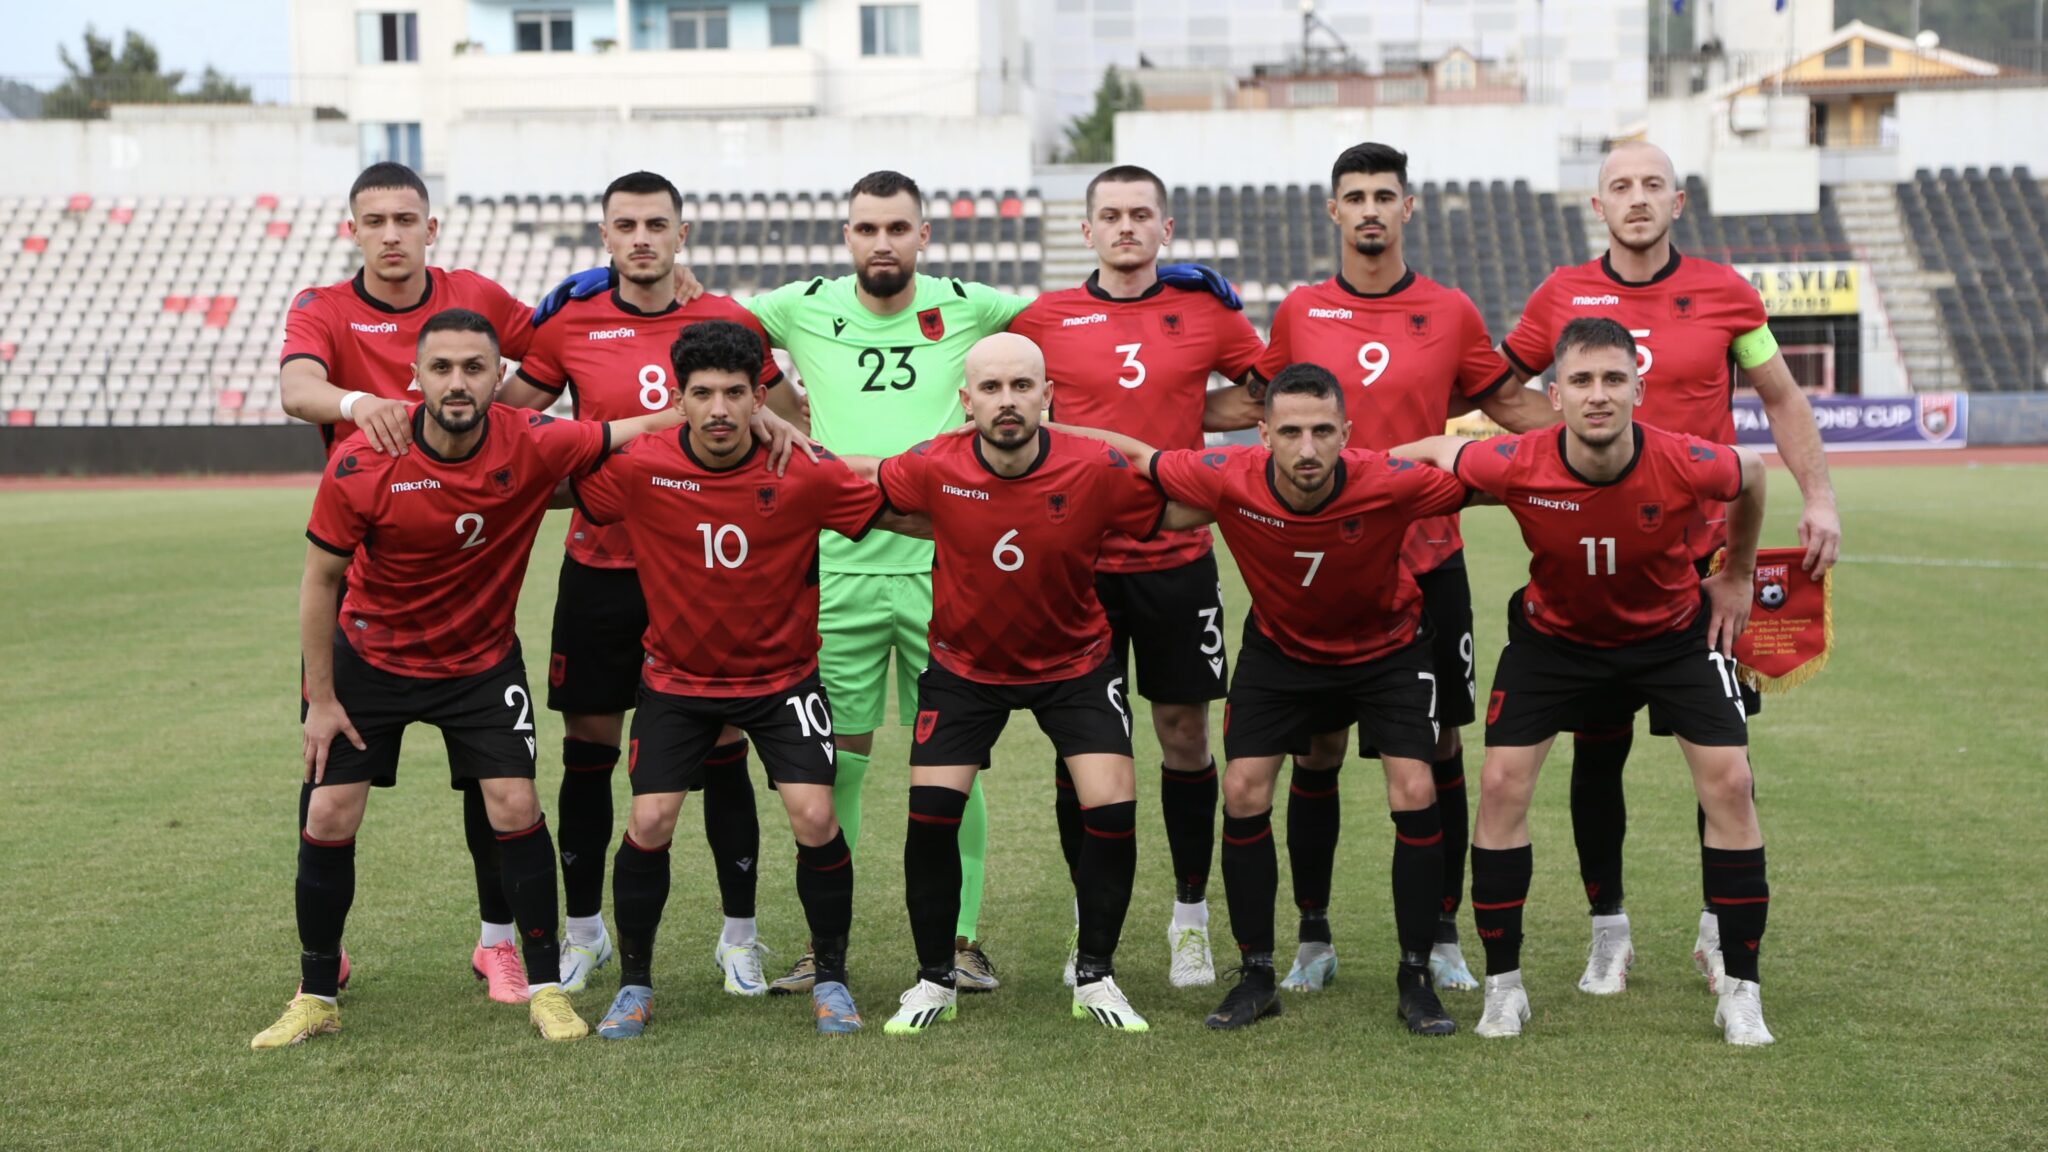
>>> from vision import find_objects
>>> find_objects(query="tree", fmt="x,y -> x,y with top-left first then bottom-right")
1061,66 -> 1144,164
42,26 -> 251,119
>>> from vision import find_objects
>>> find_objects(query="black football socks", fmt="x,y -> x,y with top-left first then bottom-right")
1704,845 -> 1769,984
905,785 -> 967,987
1160,759 -> 1218,905
1075,800 -> 1138,984
296,829 -> 356,998
1570,725 -> 1632,915
796,830 -> 855,986
612,832 -> 671,989
1220,808 -> 1278,958
557,737 -> 620,921
494,816 -> 562,987
1470,844 -> 1533,976
698,739 -> 760,920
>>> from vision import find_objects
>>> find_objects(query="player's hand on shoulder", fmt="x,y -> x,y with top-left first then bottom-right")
302,699 -> 366,784
673,263 -> 706,304
750,406 -> 819,476
354,395 -> 413,456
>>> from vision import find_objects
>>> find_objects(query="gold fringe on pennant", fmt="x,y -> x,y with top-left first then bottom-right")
1708,549 -> 1834,694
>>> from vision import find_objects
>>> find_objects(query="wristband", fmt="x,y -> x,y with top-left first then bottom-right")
338,391 -> 369,421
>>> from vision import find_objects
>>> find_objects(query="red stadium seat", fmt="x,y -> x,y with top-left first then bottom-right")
66,194 -> 92,213
255,194 -> 280,211
7,409 -> 33,426
951,198 -> 974,219
0,342 -> 14,362
22,236 -> 47,253
108,207 -> 134,225
218,389 -> 245,410
999,197 -> 1023,218
163,296 -> 190,313
266,221 -> 292,238
334,220 -> 350,238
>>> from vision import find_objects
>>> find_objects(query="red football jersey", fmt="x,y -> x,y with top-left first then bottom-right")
1500,251 -> 1767,557
1008,275 -> 1265,574
306,405 -> 608,678
572,434 -> 885,698
877,428 -> 1166,684
518,277 -> 782,569
1255,271 -> 1511,575
1453,424 -> 1743,647
282,269 -> 535,455
1153,444 -> 1468,666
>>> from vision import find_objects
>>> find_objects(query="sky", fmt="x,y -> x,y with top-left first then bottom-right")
0,0 -> 289,85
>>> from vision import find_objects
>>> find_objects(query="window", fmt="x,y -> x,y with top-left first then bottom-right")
1823,44 -> 1851,69
861,4 -> 919,57
360,122 -> 422,170
357,12 -> 418,64
515,10 -> 575,52
1438,54 -> 1476,91
769,5 -> 801,47
669,7 -> 729,50
1862,42 -> 1891,68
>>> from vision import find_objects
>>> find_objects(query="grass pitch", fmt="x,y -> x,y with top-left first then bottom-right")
1,462 -> 2044,1151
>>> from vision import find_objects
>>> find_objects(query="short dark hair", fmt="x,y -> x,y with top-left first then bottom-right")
1086,164 -> 1169,214
1330,142 -> 1409,193
603,170 -> 682,215
350,162 -> 430,211
671,319 -> 764,388
1554,317 -> 1638,369
850,170 -> 923,212
1265,362 -> 1346,415
416,308 -> 499,357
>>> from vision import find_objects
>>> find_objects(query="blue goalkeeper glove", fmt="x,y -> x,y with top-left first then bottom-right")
1156,262 -> 1243,311
531,265 -> 612,326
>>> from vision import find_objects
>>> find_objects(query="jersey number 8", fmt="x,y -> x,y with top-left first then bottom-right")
639,365 -> 672,411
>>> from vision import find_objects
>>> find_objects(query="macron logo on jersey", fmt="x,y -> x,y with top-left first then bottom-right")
1306,308 -> 1354,320
652,476 -> 701,492
1061,313 -> 1109,328
942,484 -> 991,502
1526,495 -> 1581,512
1236,506 -> 1286,528
1571,295 -> 1621,307
390,479 -> 442,493
588,327 -> 636,341
350,321 -> 399,334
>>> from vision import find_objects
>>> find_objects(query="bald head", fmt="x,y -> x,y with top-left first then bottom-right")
961,332 -> 1049,453
1593,140 -> 1685,255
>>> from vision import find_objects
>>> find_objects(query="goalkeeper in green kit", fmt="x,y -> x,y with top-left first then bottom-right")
536,169 -> 1243,994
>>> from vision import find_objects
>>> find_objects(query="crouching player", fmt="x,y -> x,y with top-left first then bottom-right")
1396,317 -> 1776,1045
254,308 -> 686,1048
568,320 -> 928,1037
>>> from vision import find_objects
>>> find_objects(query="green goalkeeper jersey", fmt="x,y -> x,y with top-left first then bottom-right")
745,273 -> 1031,574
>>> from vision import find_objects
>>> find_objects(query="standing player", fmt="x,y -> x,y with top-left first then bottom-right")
567,320 -> 930,1038
870,333 -> 1175,1035
1498,140 -> 1837,993
1007,164 -> 1265,988
1398,317 -> 1776,1045
253,308 -> 685,1048
1067,363 -> 1470,1036
1252,143 -> 1554,995
493,171 -> 787,996
278,162 -> 541,1001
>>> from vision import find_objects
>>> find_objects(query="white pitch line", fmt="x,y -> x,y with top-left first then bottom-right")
1842,554 -> 2048,572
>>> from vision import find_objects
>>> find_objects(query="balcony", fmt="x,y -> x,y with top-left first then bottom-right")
446,45 -> 822,119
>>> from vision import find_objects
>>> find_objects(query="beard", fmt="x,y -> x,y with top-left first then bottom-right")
980,416 -> 1034,451
428,394 -> 484,434
1282,461 -> 1330,494
855,260 -> 914,299
1612,217 -> 1670,253
620,260 -> 672,287
1351,234 -> 1389,257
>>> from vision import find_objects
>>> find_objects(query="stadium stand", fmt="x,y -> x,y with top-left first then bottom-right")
1898,166 -> 2048,391
0,189 -> 1044,427
1670,176 -> 1853,264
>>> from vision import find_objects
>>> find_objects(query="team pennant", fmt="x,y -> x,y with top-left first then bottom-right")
1709,547 -> 1833,693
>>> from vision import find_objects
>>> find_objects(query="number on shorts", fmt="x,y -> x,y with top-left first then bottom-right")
1358,340 -> 1391,387
696,522 -> 749,568
1197,604 -> 1224,656
1459,631 -> 1476,700
638,364 -> 671,410
784,691 -> 834,739
1293,550 -> 1324,586
1706,651 -> 1748,722
1417,670 -> 1440,742
992,529 -> 1025,572
1107,674 -> 1130,738
504,684 -> 534,731
455,512 -> 487,550
1115,342 -> 1147,389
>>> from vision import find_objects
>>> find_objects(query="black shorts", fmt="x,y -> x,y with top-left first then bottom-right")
1356,553 -> 1477,757
307,634 -> 538,790
1578,555 -> 1761,733
1226,621 -> 1441,764
1484,588 -> 1750,748
626,672 -> 838,796
547,556 -> 648,716
1097,552 -> 1229,704
909,658 -> 1134,767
